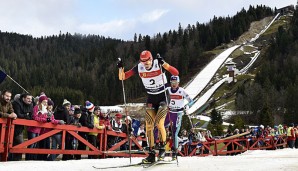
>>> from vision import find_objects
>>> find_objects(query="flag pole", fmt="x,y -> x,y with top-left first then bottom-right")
0,66 -> 29,93
6,74 -> 29,93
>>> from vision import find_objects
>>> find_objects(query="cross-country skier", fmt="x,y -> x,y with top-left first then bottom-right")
117,50 -> 179,163
164,75 -> 194,161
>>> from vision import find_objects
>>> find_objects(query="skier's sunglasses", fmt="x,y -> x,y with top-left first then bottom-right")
140,58 -> 152,64
170,81 -> 179,85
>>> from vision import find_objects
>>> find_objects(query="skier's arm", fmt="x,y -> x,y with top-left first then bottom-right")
118,65 -> 138,80
162,62 -> 179,76
183,90 -> 194,107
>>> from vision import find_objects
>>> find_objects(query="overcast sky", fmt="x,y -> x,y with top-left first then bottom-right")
0,0 -> 296,41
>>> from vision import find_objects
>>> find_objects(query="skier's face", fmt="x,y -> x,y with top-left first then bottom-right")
140,58 -> 153,70
171,81 -> 179,89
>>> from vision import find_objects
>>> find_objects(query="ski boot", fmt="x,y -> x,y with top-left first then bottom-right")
142,149 -> 156,164
171,148 -> 177,161
157,142 -> 166,161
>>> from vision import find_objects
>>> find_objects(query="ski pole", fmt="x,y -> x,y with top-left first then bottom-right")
157,54 -> 169,106
118,58 -> 132,164
157,54 -> 178,165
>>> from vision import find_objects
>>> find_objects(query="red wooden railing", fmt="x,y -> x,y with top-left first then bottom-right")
0,118 -> 289,161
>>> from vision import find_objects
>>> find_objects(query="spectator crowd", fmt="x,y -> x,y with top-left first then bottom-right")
1,90 -> 298,161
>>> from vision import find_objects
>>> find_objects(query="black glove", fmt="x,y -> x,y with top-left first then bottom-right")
46,118 -> 51,122
157,54 -> 164,65
117,58 -> 123,68
25,113 -> 31,120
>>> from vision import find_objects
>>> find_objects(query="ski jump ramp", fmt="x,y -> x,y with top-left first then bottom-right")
184,45 -> 240,99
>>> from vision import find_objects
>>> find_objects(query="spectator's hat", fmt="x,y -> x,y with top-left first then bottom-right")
48,99 -> 54,106
74,108 -> 82,115
85,101 -> 95,112
62,99 -> 71,106
14,94 -> 20,101
115,113 -> 122,118
39,95 -> 48,103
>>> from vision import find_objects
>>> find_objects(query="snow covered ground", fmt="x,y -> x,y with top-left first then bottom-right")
1,149 -> 298,171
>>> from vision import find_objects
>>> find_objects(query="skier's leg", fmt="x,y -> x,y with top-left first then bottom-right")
145,107 -> 156,148
155,101 -> 168,160
172,112 -> 183,160
174,112 -> 183,150
155,101 -> 168,143
142,106 -> 156,163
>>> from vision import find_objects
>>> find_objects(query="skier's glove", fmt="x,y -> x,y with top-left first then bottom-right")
157,54 -> 164,65
117,58 -> 123,68
184,105 -> 190,115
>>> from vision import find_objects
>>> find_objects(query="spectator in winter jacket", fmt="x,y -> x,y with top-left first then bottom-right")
74,101 -> 95,160
38,99 -> 64,160
287,123 -> 295,148
62,99 -> 71,112
278,124 -> 285,135
48,104 -> 70,161
99,110 -> 111,130
121,116 -> 134,150
26,94 -> 49,160
0,90 -> 17,119
63,107 -> 82,161
88,106 -> 104,159
122,116 -> 133,135
225,130 -> 234,155
137,123 -> 147,148
179,129 -> 189,152
111,113 -> 123,132
10,93 -> 33,161
107,113 -> 123,148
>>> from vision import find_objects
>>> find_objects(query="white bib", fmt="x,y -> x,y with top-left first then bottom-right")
138,59 -> 167,94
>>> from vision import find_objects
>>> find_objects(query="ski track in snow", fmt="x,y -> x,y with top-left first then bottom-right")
1,149 -> 298,171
